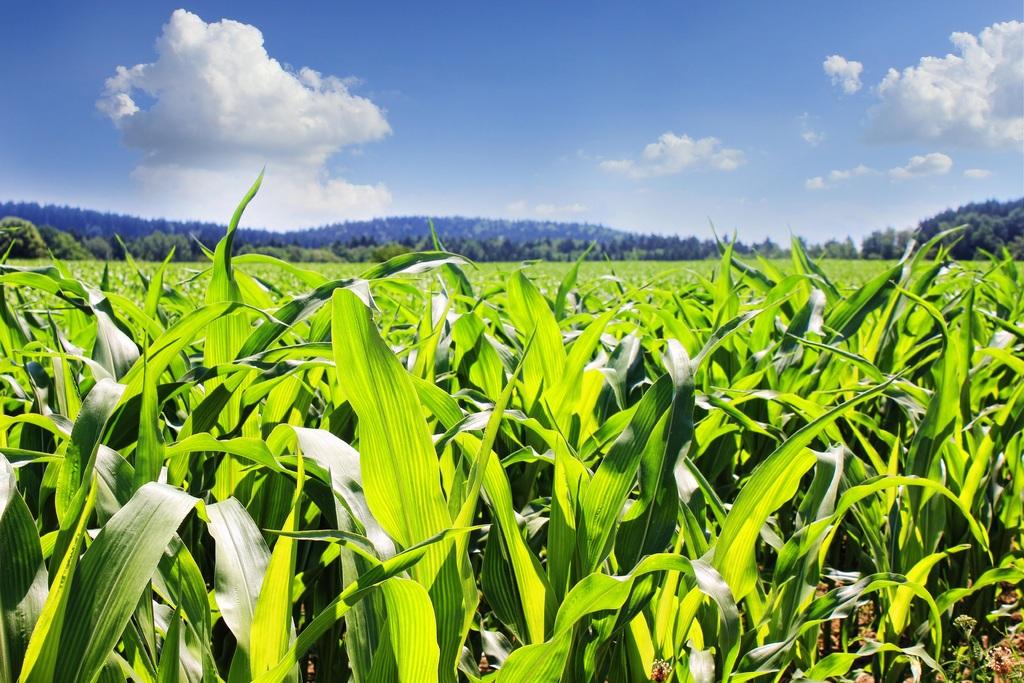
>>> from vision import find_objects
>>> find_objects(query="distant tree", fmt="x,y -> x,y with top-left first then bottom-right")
1008,234 -> 1024,260
371,242 -> 411,262
818,237 -> 858,259
238,243 -> 341,262
861,227 -> 911,259
2,197 -> 1020,262
38,225 -> 92,259
749,238 -> 784,258
83,236 -> 114,260
0,217 -> 48,258
916,198 -> 1024,259
128,231 -> 192,261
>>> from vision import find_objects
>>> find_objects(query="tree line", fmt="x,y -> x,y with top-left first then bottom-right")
1,197 -> 1020,262
0,218 -> 860,262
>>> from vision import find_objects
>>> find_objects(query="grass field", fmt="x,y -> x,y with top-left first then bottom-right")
36,257 -> 1023,296
15,258 -> 1021,311
0,190 -> 1021,682
10,258 -> 919,302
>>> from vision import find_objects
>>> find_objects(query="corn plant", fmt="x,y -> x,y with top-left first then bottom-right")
0,177 -> 1021,683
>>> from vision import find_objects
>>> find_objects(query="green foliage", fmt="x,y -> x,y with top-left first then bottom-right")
861,198 -> 1024,260
8,194 -> 1024,264
6,196 -> 1022,263
371,241 -> 412,262
918,198 -> 1024,259
82,235 -> 113,260
811,236 -> 859,259
0,217 -> 48,259
0,182 -> 1021,683
860,227 -> 912,260
36,226 -> 92,260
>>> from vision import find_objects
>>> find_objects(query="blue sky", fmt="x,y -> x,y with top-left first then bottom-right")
1,2 -> 1021,241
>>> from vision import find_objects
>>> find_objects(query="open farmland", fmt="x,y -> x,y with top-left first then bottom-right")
14,258 -> 899,297
0,189 -> 1022,683
25,258 -> 1023,300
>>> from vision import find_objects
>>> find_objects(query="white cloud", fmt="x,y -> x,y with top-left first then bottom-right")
798,113 -> 825,146
507,200 -> 587,218
805,164 -> 876,190
801,129 -> 825,146
964,168 -> 992,179
867,21 -> 1024,148
828,164 -> 875,181
536,202 -> 587,216
599,132 -> 745,178
97,92 -> 139,120
810,156 -> 953,188
887,152 -> 953,180
97,9 -> 392,229
823,55 -> 864,94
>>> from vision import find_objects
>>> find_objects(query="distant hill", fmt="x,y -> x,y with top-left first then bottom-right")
860,197 -> 1024,259
1,197 -> 1021,262
917,198 -> 1024,258
0,201 -> 626,247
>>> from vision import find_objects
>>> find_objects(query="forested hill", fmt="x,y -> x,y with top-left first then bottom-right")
0,202 -> 624,246
918,198 -> 1024,257
1,197 -> 1021,261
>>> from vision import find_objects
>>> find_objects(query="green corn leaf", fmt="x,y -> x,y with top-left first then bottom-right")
251,528 -> 475,683
18,481 -> 97,683
579,373 -> 676,572
330,288 -> 451,562
0,456 -> 47,682
712,378 -> 895,600
248,452 -> 304,679
497,554 -> 738,683
378,578 -> 440,683
50,483 -> 199,682
52,379 -> 126,570
206,498 -> 271,682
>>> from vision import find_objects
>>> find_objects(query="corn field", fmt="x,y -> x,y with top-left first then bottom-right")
1,178 -> 1022,683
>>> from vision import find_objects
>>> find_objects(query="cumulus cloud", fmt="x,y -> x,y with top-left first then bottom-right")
599,132 -> 745,178
829,164 -> 876,181
507,200 -> 587,217
97,9 -> 392,229
535,202 -> 587,216
823,55 -> 864,94
805,164 -> 876,190
964,168 -> 992,179
801,129 -> 826,146
867,21 -> 1024,148
799,114 -> 826,146
887,152 -> 953,180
